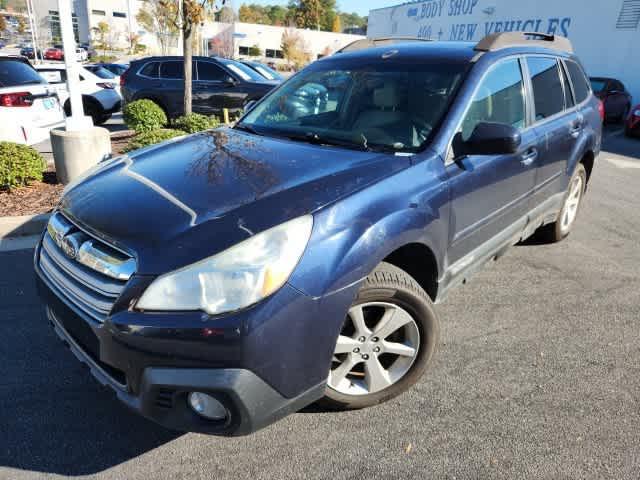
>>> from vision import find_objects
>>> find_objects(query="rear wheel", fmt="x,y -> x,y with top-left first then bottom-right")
538,163 -> 587,243
321,262 -> 439,410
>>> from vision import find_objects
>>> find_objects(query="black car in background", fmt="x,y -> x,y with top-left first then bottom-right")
19,46 -> 41,59
589,77 -> 632,123
121,56 -> 280,118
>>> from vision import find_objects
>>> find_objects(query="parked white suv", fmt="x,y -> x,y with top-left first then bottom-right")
0,56 -> 64,145
35,63 -> 121,125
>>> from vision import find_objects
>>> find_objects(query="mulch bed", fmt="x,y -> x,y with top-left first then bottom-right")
111,130 -> 136,156
0,131 -> 136,218
0,170 -> 63,217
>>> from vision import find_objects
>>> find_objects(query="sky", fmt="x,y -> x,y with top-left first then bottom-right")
233,1 -> 401,17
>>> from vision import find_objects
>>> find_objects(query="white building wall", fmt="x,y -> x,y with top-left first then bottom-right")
368,0 -> 640,103
204,22 -> 365,63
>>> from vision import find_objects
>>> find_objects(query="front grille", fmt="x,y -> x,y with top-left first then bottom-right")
39,213 -> 133,323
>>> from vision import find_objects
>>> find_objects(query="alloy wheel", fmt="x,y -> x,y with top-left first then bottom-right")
560,174 -> 583,234
328,302 -> 420,396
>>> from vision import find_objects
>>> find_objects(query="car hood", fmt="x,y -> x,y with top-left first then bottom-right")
60,128 -> 411,274
248,79 -> 280,88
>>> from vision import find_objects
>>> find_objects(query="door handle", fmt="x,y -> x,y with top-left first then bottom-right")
521,148 -> 538,166
570,122 -> 582,137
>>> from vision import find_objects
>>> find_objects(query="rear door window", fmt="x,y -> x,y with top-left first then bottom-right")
565,61 -> 591,104
0,60 -> 45,87
526,57 -> 565,121
160,61 -> 183,79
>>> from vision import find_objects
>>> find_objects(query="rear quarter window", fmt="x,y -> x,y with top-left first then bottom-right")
0,60 -> 45,87
139,62 -> 159,78
565,61 -> 591,104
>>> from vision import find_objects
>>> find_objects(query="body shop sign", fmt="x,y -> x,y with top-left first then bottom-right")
374,0 -> 572,41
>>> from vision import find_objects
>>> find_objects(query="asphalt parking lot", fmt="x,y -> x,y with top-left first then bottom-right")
1,129 -> 639,479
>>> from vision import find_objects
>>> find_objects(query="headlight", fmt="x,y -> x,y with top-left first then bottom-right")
634,109 -> 640,117
136,215 -> 313,315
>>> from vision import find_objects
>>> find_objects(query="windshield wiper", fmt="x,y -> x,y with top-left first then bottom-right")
281,131 -> 369,151
234,123 -> 263,136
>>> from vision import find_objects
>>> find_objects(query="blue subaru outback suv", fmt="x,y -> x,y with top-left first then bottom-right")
36,32 -> 602,436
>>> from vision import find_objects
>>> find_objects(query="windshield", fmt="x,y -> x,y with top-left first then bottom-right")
220,59 -> 266,82
590,79 -> 607,93
239,60 -> 465,153
89,66 -> 116,79
252,63 -> 282,81
0,60 -> 45,87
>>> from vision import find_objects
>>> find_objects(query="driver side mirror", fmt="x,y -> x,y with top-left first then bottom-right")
455,122 -> 521,157
223,75 -> 237,86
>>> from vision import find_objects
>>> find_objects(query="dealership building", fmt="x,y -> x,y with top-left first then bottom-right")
368,0 -> 640,103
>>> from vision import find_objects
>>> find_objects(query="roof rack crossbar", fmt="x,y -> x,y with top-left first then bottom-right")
474,32 -> 574,53
336,36 -> 433,54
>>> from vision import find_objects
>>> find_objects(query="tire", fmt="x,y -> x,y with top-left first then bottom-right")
95,113 -> 111,125
320,262 -> 440,410
538,163 -> 587,243
625,125 -> 635,138
619,105 -> 630,124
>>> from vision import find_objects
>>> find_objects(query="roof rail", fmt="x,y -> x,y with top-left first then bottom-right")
475,32 -> 573,53
336,36 -> 433,54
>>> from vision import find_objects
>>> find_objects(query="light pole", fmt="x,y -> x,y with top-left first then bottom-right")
50,0 -> 111,185
57,0 -> 91,131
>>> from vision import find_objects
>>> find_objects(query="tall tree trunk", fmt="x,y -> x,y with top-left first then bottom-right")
183,11 -> 193,115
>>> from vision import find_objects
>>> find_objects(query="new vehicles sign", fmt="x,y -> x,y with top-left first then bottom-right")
367,0 -> 640,103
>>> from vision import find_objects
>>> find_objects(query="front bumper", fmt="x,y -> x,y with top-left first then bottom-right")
46,306 -> 322,435
93,89 -> 122,113
35,240 -> 358,435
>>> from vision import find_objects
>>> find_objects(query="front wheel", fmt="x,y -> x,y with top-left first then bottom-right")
321,262 -> 440,410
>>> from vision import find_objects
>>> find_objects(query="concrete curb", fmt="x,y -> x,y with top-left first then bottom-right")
0,213 -> 50,239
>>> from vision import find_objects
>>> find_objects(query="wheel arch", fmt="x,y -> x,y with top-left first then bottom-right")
580,150 -> 595,184
63,94 -> 102,117
383,243 -> 439,302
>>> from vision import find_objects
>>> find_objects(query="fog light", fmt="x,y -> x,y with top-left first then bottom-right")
188,392 -> 228,420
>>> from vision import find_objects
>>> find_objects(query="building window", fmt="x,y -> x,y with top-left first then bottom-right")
92,10 -> 106,16
113,12 -> 127,18
265,49 -> 284,59
238,46 -> 249,55
47,10 -> 79,42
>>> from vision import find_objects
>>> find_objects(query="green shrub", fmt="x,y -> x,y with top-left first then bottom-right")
123,99 -> 167,133
134,43 -> 147,54
172,113 -> 220,134
91,54 -> 117,62
0,142 -> 46,190
123,129 -> 184,153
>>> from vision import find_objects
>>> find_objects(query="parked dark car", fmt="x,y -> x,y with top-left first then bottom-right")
240,60 -> 284,81
19,46 -> 39,59
590,77 -> 632,123
92,62 -> 129,77
625,103 -> 640,137
121,56 -> 279,118
36,32 -> 602,436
